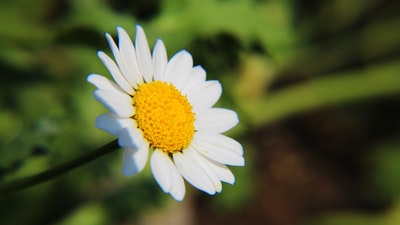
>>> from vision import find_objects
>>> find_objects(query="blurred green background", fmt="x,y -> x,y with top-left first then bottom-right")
1,0 -> 400,224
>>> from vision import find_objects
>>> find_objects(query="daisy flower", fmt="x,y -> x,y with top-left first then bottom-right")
87,25 -> 244,201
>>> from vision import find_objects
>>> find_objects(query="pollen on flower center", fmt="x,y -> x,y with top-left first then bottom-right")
133,81 -> 195,153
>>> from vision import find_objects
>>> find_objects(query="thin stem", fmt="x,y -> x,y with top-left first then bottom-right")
0,139 -> 120,194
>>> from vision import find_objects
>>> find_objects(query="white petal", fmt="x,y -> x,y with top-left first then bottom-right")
117,26 -> 143,87
151,149 -> 173,192
93,90 -> 134,117
187,81 -> 222,109
163,50 -> 193,90
205,159 -> 235,184
151,154 -> 186,201
135,25 -> 153,82
168,163 -> 186,201
105,33 -> 134,88
118,127 -> 146,150
105,33 -> 122,65
191,132 -> 244,166
173,152 -> 216,195
185,147 -> 222,193
152,39 -> 168,81
195,108 -> 239,133
194,131 -> 243,156
95,113 -> 135,135
181,66 -> 207,95
87,74 -> 126,94
121,145 -> 149,176
98,51 -> 134,94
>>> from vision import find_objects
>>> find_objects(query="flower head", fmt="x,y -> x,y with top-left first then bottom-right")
88,25 -> 244,201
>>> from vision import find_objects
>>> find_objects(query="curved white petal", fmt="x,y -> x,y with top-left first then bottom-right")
97,51 -> 133,94
168,162 -> 186,201
194,131 -> 243,155
118,127 -> 146,150
195,108 -> 239,133
121,145 -> 149,176
105,33 -> 122,66
191,132 -> 244,166
93,90 -> 134,117
204,158 -> 235,184
181,66 -> 207,95
151,153 -> 186,201
117,27 -> 143,87
173,152 -> 216,195
185,147 -> 222,192
105,33 -> 135,88
87,74 -> 126,94
151,151 -> 187,201
163,50 -> 193,90
95,113 -> 135,135
152,39 -> 168,81
151,149 -> 173,192
135,25 -> 153,82
187,80 -> 222,109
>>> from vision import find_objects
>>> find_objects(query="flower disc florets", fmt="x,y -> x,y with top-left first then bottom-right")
133,81 -> 195,153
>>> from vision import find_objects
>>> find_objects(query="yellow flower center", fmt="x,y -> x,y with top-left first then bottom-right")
133,81 -> 195,153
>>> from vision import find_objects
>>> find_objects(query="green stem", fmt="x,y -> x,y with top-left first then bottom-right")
0,139 -> 120,194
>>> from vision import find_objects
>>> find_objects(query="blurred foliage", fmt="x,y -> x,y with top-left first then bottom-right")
0,0 -> 399,225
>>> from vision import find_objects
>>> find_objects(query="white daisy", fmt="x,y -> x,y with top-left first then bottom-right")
87,25 -> 244,201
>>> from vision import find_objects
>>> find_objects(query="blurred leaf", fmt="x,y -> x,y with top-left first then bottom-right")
242,60 -> 400,126
281,18 -> 400,78
62,0 -> 138,34
234,54 -> 277,101
148,0 -> 297,58
56,203 -> 108,225
364,141 -> 400,201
